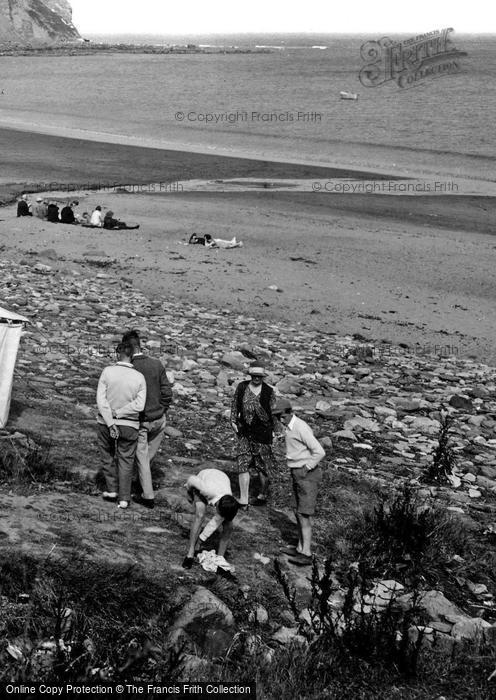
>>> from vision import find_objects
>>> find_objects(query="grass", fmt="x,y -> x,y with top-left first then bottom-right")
0,550 -> 183,683
0,438 -> 86,488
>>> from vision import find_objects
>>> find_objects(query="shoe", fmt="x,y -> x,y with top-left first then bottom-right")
250,496 -> 267,506
182,556 -> 194,569
102,492 -> 117,502
281,545 -> 298,555
288,553 -> 313,566
132,495 -> 155,509
238,503 -> 250,512
117,501 -> 129,509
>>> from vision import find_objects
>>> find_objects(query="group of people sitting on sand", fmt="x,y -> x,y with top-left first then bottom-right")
96,331 -> 325,575
16,194 -> 140,230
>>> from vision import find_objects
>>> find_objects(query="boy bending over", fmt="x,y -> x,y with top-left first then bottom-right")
183,468 -> 240,569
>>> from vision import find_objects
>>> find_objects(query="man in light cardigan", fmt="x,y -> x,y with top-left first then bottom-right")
272,398 -> 325,566
96,342 -> 147,509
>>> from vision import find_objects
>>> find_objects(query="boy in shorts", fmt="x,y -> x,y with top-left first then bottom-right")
183,468 -> 240,569
272,399 -> 325,566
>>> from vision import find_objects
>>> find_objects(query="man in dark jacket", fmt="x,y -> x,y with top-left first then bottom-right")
121,329 -> 173,508
17,194 -> 32,217
60,200 -> 78,224
46,202 -> 60,223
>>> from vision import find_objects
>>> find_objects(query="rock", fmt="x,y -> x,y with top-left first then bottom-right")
164,425 -> 183,438
403,416 -> 440,434
354,368 -> 371,379
248,605 -> 269,625
33,263 -> 53,274
298,608 -> 313,627
271,626 -> 307,646
182,359 -> 200,371
374,406 -> 397,419
343,417 -> 380,433
221,352 -> 247,371
363,580 -> 405,610
398,590 -> 464,623
332,429 -> 357,441
449,395 -> 474,411
276,378 -> 304,396
315,400 -> 332,412
468,488 -> 482,498
320,436 -> 333,449
451,617 -> 491,641
390,398 -> 422,412
480,465 -> 496,480
467,582 -> 489,596
168,587 -> 235,657
408,625 -> 435,647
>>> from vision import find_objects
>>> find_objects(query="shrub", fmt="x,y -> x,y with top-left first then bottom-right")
351,486 -> 467,588
424,410 -> 457,485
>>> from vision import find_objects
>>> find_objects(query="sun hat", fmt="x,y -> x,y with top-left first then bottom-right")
36,197 -> 43,202
272,398 -> 293,415
249,365 -> 267,377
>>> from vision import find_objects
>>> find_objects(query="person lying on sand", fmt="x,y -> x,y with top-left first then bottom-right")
188,233 -> 212,245
188,233 -> 243,248
182,468 -> 240,569
103,210 -> 140,230
212,236 -> 243,248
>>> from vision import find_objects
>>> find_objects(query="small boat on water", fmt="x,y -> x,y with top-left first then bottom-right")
340,91 -> 358,100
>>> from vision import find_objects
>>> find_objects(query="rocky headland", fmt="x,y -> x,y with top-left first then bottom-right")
0,0 -> 79,45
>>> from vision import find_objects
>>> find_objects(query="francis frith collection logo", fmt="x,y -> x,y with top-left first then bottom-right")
359,28 -> 467,89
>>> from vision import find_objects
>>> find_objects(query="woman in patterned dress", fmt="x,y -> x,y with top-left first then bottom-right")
231,365 -> 277,506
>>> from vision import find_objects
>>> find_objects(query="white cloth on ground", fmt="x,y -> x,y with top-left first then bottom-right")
197,550 -> 235,573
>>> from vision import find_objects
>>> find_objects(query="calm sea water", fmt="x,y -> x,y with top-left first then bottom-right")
0,33 -> 494,180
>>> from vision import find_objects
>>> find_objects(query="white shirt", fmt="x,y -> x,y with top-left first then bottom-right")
285,415 -> 325,470
186,469 -> 233,541
90,209 -> 103,226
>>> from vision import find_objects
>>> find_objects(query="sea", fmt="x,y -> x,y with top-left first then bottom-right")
0,33 -> 495,182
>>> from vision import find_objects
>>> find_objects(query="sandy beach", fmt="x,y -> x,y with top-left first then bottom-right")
2,125 -> 496,363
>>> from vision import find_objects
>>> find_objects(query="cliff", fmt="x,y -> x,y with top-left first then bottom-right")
0,0 -> 80,45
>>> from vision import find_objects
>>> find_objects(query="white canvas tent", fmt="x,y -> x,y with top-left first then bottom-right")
0,306 -> 29,429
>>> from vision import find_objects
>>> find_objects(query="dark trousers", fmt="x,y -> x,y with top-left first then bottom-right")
97,423 -> 139,502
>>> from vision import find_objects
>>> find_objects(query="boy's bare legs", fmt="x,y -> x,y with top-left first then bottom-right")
238,472 -> 250,505
217,520 -> 233,558
186,498 -> 206,558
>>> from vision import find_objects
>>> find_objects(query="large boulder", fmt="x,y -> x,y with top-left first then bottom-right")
167,587 -> 235,659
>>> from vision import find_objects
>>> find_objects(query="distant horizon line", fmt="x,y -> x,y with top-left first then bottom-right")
83,30 -> 496,36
